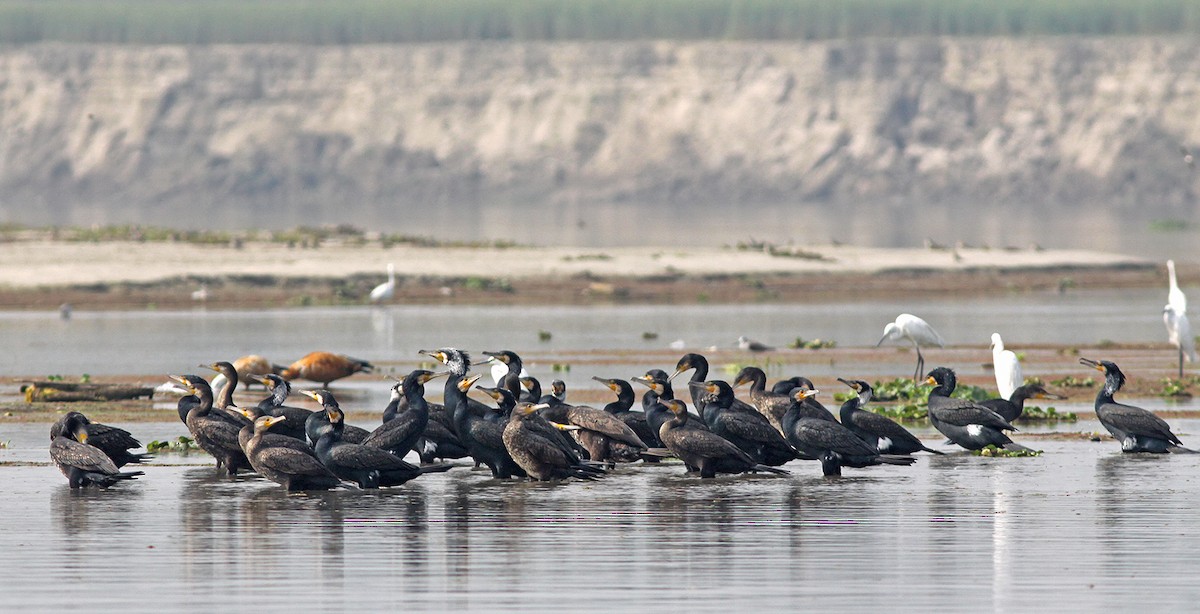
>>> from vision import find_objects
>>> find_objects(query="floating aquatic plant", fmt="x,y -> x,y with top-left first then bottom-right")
972,445 -> 1042,458
147,436 -> 196,454
1018,406 -> 1078,422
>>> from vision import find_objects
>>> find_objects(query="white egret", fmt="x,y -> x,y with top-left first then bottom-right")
877,313 -> 945,381
990,333 -> 1022,400
1164,260 -> 1196,377
1168,260 -> 1187,312
369,263 -> 396,303
1164,305 -> 1196,378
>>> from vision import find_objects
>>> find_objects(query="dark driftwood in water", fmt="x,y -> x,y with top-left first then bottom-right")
22,382 -> 154,403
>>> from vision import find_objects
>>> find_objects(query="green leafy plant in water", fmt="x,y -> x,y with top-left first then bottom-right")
146,436 -> 196,454
789,337 -> 837,350
1159,378 -> 1191,398
867,404 -> 928,421
851,378 -> 990,422
972,444 -> 1042,457
1050,375 -> 1094,388
1018,406 -> 1077,422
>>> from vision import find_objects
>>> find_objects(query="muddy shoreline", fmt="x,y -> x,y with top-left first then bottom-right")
0,242 -> 1161,311
0,266 -> 1163,311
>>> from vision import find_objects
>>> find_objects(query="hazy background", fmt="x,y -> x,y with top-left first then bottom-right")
2,0 -> 1200,259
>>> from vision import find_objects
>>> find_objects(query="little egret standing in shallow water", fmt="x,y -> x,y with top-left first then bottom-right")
990,333 -> 1022,400
369,263 -> 396,303
877,314 -> 944,381
1164,260 -> 1196,377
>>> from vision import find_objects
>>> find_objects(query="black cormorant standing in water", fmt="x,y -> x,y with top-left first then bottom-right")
924,367 -> 1028,452
837,379 -> 942,455
171,374 -> 252,475
301,389 -> 370,446
657,400 -> 788,478
361,369 -> 444,459
1080,358 -> 1196,453
732,366 -> 796,433
502,402 -> 607,481
690,380 -> 796,466
49,412 -> 144,488
243,416 -> 343,491
244,373 -> 314,441
307,389 -> 453,488
49,412 -> 151,468
781,387 -> 917,476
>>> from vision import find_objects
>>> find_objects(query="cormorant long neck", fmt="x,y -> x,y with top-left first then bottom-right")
641,388 -> 660,412
520,377 -> 542,403
1009,386 -> 1032,411
215,367 -> 238,410
266,381 -> 289,408
838,398 -> 858,424
929,373 -> 956,398
781,402 -> 798,434
685,357 -> 713,407
493,389 -> 516,418
664,408 -> 687,432
402,379 -> 429,420
603,382 -> 635,414
644,370 -> 675,401
382,385 -> 403,423
744,368 -> 767,394
494,351 -> 523,399
187,384 -> 215,420
444,373 -> 468,420
697,383 -> 733,423
1095,373 -> 1121,409
314,418 -> 344,455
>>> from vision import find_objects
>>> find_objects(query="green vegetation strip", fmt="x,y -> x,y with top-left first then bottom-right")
834,378 -> 1077,422
4,0 -> 1200,44
146,436 -> 197,454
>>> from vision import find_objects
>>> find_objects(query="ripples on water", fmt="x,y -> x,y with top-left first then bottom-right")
0,289 -> 1177,373
4,296 -> 1200,610
4,422 -> 1200,611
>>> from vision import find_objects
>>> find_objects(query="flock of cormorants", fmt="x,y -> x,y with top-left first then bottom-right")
48,347 -> 1195,491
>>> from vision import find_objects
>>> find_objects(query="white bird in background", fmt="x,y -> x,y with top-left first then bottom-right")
1167,259 -> 1187,313
990,333 -> 1022,400
737,335 -> 774,352
1164,260 -> 1196,377
369,263 -> 396,303
877,313 -> 945,381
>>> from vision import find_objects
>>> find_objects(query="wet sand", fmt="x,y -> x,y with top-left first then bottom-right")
0,238 -> 1158,309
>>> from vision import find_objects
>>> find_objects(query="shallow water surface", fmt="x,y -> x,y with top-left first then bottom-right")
5,421 -> 1200,611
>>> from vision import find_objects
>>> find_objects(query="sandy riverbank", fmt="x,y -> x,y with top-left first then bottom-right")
0,239 -> 1160,309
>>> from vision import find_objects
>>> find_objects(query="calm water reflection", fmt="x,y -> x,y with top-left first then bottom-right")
0,288 -> 1177,375
4,425 -> 1200,610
